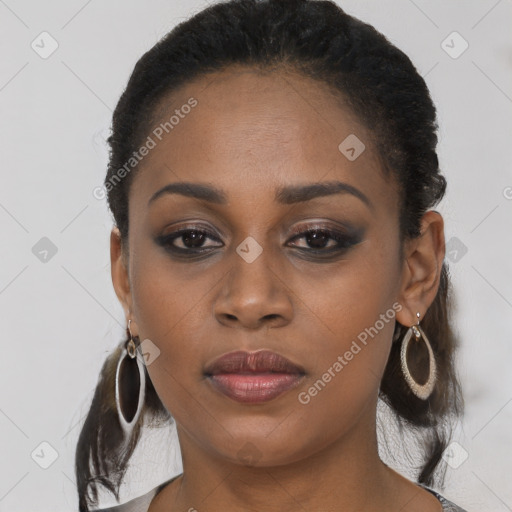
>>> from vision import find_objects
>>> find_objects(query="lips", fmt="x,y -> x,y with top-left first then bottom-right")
204,350 -> 306,404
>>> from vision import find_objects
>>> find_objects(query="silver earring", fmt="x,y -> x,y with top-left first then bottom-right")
115,319 -> 146,434
400,312 -> 437,400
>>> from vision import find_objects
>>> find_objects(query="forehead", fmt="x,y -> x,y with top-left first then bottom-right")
130,65 -> 397,216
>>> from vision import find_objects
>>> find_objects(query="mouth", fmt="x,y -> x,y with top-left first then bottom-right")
204,349 -> 306,404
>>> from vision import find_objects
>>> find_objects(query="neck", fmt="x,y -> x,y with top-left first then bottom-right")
168,404 -> 399,512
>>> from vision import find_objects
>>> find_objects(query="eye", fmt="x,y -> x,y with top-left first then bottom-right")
155,222 -> 363,258
156,226 -> 223,254
287,224 -> 362,254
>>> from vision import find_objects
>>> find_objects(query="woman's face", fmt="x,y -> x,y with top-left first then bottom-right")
114,66 -> 407,467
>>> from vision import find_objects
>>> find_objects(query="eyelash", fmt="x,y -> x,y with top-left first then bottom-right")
156,223 -> 362,258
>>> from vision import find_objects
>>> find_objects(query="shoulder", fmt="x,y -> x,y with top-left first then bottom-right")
91,474 -> 182,512
420,484 -> 469,512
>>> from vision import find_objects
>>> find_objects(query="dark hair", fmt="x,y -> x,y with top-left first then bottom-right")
75,0 -> 463,509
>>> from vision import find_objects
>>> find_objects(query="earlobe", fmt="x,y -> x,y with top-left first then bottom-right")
395,210 -> 445,327
110,227 -> 132,318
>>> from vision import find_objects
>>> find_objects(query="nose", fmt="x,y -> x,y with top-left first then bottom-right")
213,243 -> 293,330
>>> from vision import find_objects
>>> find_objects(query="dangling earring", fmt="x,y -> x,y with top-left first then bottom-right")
115,319 -> 146,434
400,312 -> 437,400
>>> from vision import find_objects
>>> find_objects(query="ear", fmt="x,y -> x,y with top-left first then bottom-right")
110,226 -> 133,322
395,210 -> 445,327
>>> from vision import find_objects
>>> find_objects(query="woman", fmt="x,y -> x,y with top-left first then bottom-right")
75,0 -> 467,510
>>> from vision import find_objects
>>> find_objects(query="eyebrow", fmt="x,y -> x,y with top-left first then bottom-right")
148,180 -> 373,211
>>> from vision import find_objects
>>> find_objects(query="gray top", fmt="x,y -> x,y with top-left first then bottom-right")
93,475 -> 468,512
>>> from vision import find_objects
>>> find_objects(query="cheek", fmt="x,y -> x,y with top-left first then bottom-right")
130,261 -> 211,420
289,266 -> 399,447
298,283 -> 396,405
128,241 -> 207,364
300,235 -> 400,387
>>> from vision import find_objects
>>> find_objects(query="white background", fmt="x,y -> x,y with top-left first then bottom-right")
1,1 -> 511,510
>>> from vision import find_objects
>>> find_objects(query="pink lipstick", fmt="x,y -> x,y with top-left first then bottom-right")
204,350 -> 306,404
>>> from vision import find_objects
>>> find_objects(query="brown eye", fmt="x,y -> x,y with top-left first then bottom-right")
290,229 -> 338,250
176,230 -> 208,249
287,224 -> 363,256
156,227 -> 223,254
